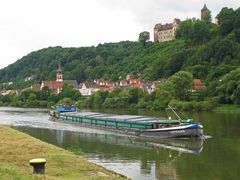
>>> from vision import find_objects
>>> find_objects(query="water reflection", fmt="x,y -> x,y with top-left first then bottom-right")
15,126 -> 203,180
2,107 -> 240,180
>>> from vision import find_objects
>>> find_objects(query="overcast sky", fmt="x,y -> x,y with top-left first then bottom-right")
0,0 -> 239,69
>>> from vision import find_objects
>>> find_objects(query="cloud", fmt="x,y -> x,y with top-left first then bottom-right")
96,0 -> 240,27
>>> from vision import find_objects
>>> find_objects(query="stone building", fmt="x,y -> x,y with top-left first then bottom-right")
154,18 -> 180,42
201,4 -> 210,20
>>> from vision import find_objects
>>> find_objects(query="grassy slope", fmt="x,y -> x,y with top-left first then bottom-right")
0,126 -> 126,180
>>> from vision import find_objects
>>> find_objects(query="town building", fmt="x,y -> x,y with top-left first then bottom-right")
40,61 -> 78,94
30,84 -> 41,91
126,73 -> 136,81
78,83 -> 98,96
0,90 -> 18,96
145,80 -> 164,94
93,79 -> 115,87
56,61 -> 63,82
119,80 -> 129,88
154,5 -> 211,42
154,18 -> 180,42
24,75 -> 36,82
40,61 -> 64,94
40,81 -> 64,94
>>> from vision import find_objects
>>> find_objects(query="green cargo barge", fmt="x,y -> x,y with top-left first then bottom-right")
50,111 -> 203,139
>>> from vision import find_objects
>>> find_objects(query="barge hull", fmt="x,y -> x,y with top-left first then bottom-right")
140,128 -> 203,139
50,116 -> 203,139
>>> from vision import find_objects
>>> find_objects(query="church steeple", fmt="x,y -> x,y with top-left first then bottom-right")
56,61 -> 63,82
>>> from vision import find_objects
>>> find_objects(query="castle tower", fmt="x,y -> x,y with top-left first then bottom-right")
201,4 -> 209,20
56,61 -> 63,82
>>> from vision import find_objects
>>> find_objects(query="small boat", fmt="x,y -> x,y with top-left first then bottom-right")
49,106 -> 203,139
51,103 -> 77,113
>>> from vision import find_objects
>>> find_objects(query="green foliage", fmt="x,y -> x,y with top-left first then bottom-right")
217,7 -> 236,35
40,86 -> 50,100
59,84 -> 81,101
217,68 -> 240,104
138,31 -> 150,46
0,84 -> 80,108
176,19 -> 212,44
1,6 -> 240,109
202,9 -> 212,24
163,71 -> 193,100
169,99 -> 215,111
153,87 -> 173,110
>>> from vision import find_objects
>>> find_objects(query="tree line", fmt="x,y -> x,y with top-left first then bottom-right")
0,7 -> 240,109
0,84 -> 81,108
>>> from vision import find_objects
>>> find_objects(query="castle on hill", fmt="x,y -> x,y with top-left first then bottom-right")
154,4 -> 210,42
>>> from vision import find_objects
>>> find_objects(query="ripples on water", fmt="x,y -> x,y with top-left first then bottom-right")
1,107 -> 240,180
0,107 -> 114,135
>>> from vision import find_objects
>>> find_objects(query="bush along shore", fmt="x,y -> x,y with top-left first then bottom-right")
0,126 -> 126,180
1,73 -> 240,112
0,76 -> 218,112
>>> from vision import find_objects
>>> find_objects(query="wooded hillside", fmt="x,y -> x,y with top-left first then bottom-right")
1,7 -> 240,105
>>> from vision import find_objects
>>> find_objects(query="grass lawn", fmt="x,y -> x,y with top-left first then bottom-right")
0,126 -> 126,180
214,104 -> 240,111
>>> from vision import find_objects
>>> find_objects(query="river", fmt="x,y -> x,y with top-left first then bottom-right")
0,106 -> 239,180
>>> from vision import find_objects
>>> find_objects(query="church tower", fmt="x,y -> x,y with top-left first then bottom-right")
56,61 -> 63,82
201,4 -> 209,20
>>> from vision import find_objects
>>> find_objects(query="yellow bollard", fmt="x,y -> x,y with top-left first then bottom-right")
29,158 -> 46,174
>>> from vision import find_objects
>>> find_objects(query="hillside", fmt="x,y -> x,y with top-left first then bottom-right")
0,40 -> 187,84
0,7 -> 240,106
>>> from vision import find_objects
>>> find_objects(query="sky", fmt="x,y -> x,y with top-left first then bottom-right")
0,0 -> 239,69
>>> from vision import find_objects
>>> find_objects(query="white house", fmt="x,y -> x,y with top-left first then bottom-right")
79,83 -> 98,96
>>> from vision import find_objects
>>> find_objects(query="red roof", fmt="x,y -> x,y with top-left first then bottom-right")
130,79 -> 143,84
42,81 -> 64,93
98,85 -> 114,91
130,83 -> 143,89
192,79 -> 207,91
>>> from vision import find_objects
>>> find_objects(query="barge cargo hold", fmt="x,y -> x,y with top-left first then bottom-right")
50,111 -> 203,139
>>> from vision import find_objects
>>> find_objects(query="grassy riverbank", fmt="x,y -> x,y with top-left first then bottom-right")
213,104 -> 240,111
0,126 -> 126,180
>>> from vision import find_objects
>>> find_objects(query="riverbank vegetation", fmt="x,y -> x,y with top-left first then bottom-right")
0,7 -> 240,111
0,126 -> 125,180
0,71 -> 216,111
0,84 -> 81,108
77,71 -> 216,111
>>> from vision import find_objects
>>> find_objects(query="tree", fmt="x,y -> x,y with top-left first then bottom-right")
177,19 -> 211,44
166,50 -> 188,76
217,7 -> 236,35
129,88 -> 146,104
138,31 -> 150,46
40,86 -> 50,100
217,68 -> 240,104
92,91 -> 109,108
159,71 -> 193,101
154,86 -> 173,109
176,19 -> 193,40
214,37 -> 235,63
202,9 -> 212,24
59,84 -> 81,101
148,55 -> 169,80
